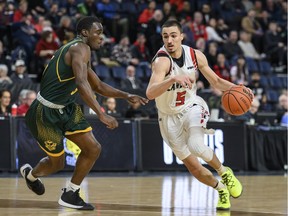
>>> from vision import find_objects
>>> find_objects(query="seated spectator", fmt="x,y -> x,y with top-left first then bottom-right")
35,28 -> 60,70
55,16 -> 75,44
96,0 -> 129,41
17,90 -> 36,116
146,9 -> 165,55
103,97 -> 122,118
222,30 -> 244,60
207,86 -> 225,120
247,71 -> 269,111
121,65 -> 144,90
95,34 -> 118,67
189,11 -> 207,42
238,31 -> 263,60
230,56 -> 249,85
206,18 -> 225,43
138,1 -> 156,26
10,59 -> 33,85
213,53 -> 231,82
111,36 -> 139,67
0,89 -> 11,116
215,18 -> 230,41
241,9 -> 264,53
0,64 -> 12,85
264,21 -> 287,68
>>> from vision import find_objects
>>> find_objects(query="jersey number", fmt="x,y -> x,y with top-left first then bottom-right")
175,91 -> 186,106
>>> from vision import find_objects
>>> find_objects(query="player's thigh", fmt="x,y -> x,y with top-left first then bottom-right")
65,131 -> 101,153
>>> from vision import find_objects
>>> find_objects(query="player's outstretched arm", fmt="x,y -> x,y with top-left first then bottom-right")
88,68 -> 149,105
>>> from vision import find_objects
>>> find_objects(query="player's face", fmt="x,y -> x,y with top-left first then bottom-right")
87,22 -> 103,50
162,26 -> 183,55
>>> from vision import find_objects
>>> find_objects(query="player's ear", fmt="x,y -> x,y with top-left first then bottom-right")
81,29 -> 89,37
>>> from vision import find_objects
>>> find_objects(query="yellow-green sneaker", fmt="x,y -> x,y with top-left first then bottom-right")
216,188 -> 230,211
221,167 -> 243,198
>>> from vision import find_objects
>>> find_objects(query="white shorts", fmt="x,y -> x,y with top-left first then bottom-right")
158,97 -> 210,160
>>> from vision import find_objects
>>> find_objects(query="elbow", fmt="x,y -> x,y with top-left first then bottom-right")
146,90 -> 155,100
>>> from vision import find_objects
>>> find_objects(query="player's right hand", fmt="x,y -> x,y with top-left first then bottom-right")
98,113 -> 119,129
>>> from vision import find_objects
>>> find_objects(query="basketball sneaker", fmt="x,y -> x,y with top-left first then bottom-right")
221,167 -> 243,198
58,188 -> 94,210
216,188 -> 230,211
20,164 -> 45,195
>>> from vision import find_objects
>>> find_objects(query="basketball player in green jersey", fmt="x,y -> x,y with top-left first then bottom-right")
20,16 -> 149,210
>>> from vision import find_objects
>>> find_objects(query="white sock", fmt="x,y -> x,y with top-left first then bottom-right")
216,165 -> 227,176
67,182 -> 80,192
27,170 -> 37,182
214,181 -> 225,190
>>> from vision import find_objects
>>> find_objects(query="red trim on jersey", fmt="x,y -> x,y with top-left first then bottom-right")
189,48 -> 198,69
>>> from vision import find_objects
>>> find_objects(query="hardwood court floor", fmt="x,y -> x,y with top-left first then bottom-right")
0,172 -> 287,216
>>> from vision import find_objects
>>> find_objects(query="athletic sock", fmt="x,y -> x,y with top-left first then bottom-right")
27,170 -> 38,182
216,164 -> 227,176
67,182 -> 81,192
214,181 -> 226,190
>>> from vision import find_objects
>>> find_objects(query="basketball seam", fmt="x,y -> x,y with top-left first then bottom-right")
229,89 -> 252,103
229,93 -> 245,114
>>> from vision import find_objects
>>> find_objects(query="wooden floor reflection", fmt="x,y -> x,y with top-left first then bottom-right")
0,173 -> 287,216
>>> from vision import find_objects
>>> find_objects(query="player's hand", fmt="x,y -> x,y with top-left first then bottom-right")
126,94 -> 149,105
239,83 -> 254,101
173,74 -> 194,89
98,113 -> 119,129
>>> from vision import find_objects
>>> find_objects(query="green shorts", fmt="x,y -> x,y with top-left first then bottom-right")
25,100 -> 92,157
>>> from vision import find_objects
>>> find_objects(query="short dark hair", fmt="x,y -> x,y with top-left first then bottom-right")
76,16 -> 101,34
161,20 -> 183,33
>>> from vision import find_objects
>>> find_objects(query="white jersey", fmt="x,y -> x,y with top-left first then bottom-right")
154,45 -> 203,115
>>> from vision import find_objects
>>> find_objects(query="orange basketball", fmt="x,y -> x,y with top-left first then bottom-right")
221,85 -> 253,116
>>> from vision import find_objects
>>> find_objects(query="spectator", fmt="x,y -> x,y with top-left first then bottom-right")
55,16 -> 75,44
206,18 -> 225,43
247,71 -> 267,109
35,28 -> 60,70
13,0 -> 29,22
17,90 -> 36,116
103,97 -> 122,118
213,53 -> 231,82
146,9 -> 165,55
162,2 -> 174,22
96,0 -> 129,41
17,89 -> 29,106
111,36 -> 139,67
0,64 -> 12,85
138,1 -> 156,25
264,21 -> 287,68
201,3 -> 218,25
222,30 -> 244,60
241,9 -> 264,53
215,18 -> 230,41
189,11 -> 207,42
230,56 -> 249,85
238,31 -> 262,60
121,65 -> 144,90
0,89 -> 11,116
207,86 -> 225,120
10,59 -> 33,85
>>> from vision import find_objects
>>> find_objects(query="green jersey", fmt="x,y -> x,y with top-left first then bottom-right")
40,38 -> 83,106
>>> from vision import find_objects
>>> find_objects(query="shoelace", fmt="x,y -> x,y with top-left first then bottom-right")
222,173 -> 235,189
219,190 -> 229,204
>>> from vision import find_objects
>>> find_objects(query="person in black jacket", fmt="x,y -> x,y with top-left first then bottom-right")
120,65 -> 144,90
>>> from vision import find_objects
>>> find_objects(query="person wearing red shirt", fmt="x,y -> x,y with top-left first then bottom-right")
190,11 -> 208,41
17,90 -> 36,116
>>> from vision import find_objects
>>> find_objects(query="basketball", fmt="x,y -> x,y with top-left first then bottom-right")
221,85 -> 253,116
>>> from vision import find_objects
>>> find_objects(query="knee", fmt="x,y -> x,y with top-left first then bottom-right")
85,141 -> 102,159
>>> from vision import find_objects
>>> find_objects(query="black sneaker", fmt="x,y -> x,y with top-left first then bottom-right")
58,188 -> 95,210
20,164 -> 45,195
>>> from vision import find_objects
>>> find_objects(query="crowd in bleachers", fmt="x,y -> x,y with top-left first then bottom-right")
0,0 -> 287,123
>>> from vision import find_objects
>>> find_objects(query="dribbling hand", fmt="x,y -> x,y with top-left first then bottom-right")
98,113 -> 119,129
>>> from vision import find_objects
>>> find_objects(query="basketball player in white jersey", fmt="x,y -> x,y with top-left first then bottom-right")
146,20 -> 252,210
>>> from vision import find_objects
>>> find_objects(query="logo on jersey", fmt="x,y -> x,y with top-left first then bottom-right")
44,140 -> 57,151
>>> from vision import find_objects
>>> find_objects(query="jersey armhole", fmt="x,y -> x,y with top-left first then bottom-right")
152,51 -> 172,76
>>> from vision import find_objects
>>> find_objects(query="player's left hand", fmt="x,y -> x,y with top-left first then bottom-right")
239,83 -> 254,101
127,94 -> 149,105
